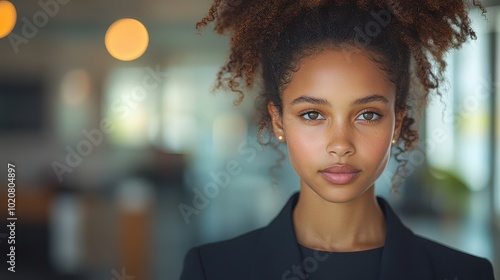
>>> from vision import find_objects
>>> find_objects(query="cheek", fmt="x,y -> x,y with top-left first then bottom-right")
285,126 -> 324,166
287,131 -> 321,156
357,128 -> 393,167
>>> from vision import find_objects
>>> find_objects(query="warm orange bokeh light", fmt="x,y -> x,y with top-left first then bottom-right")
105,18 -> 149,61
0,1 -> 16,39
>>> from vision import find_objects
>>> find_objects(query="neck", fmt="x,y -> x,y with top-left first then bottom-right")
292,183 -> 386,252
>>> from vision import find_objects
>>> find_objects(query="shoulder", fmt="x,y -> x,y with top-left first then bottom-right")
179,227 -> 265,280
376,196 -> 495,279
194,226 -> 264,260
413,234 -> 495,279
180,192 -> 301,279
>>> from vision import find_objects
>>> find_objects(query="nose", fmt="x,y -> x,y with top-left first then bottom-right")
326,121 -> 355,157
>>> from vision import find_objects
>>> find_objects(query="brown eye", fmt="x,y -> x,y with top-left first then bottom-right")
363,112 -> 374,120
307,112 -> 319,120
357,111 -> 382,122
301,111 -> 325,121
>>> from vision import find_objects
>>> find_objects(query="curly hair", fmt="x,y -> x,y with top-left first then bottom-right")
195,0 -> 486,191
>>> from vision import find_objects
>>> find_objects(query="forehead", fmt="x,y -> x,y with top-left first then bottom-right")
283,49 -> 396,103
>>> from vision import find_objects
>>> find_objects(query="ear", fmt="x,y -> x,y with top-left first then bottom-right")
394,109 -> 406,141
267,102 -> 285,139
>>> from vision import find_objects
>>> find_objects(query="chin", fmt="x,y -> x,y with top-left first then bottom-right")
310,184 -> 372,204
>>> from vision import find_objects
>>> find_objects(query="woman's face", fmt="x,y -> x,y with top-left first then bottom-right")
269,48 -> 405,203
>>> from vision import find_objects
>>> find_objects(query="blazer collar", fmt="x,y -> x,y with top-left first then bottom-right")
248,191 -> 434,280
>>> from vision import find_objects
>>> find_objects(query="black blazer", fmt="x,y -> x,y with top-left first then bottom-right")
180,191 -> 495,279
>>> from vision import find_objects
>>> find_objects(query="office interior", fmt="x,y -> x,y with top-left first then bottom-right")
0,0 -> 499,279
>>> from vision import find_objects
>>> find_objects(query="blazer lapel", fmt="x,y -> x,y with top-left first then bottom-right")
377,197 -> 434,280
247,192 -> 303,279
247,192 -> 435,280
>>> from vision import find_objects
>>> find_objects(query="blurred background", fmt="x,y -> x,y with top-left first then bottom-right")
0,0 -> 499,279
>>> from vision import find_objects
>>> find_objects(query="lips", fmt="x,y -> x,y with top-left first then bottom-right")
319,164 -> 361,185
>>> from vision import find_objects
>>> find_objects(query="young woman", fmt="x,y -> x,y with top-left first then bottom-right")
180,1 -> 496,279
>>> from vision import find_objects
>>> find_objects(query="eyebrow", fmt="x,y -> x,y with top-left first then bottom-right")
290,96 -> 331,106
351,94 -> 389,106
290,94 -> 389,106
